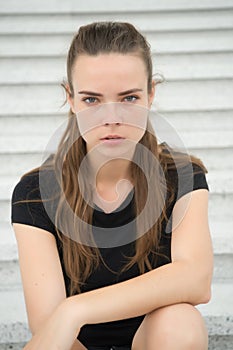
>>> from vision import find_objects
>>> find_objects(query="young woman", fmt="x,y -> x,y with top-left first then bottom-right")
11,21 -> 213,350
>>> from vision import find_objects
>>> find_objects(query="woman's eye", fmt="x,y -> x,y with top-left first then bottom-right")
83,97 -> 98,104
123,95 -> 138,102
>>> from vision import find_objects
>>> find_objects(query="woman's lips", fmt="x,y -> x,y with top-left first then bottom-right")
100,135 -> 125,145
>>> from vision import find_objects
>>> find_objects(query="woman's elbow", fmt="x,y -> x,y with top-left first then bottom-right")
199,284 -> 212,304
192,270 -> 213,305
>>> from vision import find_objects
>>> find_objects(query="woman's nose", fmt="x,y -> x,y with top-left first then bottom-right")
101,103 -> 123,125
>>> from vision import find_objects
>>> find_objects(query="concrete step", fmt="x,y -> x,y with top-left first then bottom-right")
1,168 -> 233,200
0,57 -> 66,84
2,217 -> 232,258
147,29 -> 233,54
0,343 -> 26,350
0,9 -> 233,35
0,147 -> 233,179
1,130 -> 233,156
161,110 -> 233,131
0,80 -> 233,115
208,193 -> 233,221
1,0 -> 233,14
2,255 -> 230,295
1,30 -> 233,58
2,191 -> 232,223
0,115 -> 65,135
154,79 -> 233,112
188,147 -> 233,171
0,147 -> 232,178
1,52 -> 233,83
0,222 -> 18,261
0,153 -> 46,176
0,84 -> 66,115
0,288 -> 30,345
154,52 -> 233,81
209,221 -> 233,255
1,219 -> 232,285
206,170 -> 233,194
1,110 -> 233,136
197,282 -> 233,350
0,283 -> 232,349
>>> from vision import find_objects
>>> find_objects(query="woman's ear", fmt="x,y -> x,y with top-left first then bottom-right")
148,80 -> 156,107
65,84 -> 76,114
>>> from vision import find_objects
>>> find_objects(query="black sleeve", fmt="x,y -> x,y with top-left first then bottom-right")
176,163 -> 209,201
164,163 -> 209,235
11,172 -> 57,236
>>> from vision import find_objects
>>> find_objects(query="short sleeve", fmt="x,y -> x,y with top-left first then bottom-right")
11,172 -> 57,236
176,163 -> 209,202
164,163 -> 209,235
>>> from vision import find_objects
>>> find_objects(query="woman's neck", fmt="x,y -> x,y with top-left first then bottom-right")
90,158 -> 134,213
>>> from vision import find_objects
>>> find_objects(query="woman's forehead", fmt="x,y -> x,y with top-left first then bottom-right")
72,53 -> 147,90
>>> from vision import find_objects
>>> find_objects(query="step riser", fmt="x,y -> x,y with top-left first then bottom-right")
213,255 -> 233,283
1,52 -> 233,83
0,344 -> 26,350
0,148 -> 232,176
1,111 -> 233,135
1,169 -> 233,199
1,132 -> 233,155
208,335 -> 233,350
1,9 -> 233,34
0,336 -> 233,350
0,254 -> 232,290
0,337 -> 232,350
1,80 -> 233,114
1,30 -> 233,57
2,193 -> 232,222
1,0 -> 233,14
3,219 -> 232,259
0,328 -> 232,350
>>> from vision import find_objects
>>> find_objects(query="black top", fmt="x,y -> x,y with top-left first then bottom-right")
11,154 -> 209,348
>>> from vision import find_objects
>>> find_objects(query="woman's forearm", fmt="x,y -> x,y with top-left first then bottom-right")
68,261 -> 211,327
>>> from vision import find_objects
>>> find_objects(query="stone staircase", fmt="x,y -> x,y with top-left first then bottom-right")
0,1 -> 233,349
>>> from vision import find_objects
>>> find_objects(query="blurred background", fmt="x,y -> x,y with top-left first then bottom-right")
0,0 -> 232,349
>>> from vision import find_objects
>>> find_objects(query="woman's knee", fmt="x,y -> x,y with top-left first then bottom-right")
132,303 -> 208,350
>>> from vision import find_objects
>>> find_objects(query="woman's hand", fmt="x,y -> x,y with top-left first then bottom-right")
23,298 -> 84,350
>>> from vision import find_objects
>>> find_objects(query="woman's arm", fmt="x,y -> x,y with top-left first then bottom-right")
13,223 -> 86,350
66,189 -> 213,326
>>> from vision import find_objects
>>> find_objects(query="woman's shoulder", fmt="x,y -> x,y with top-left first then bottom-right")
12,170 -> 41,204
11,155 -> 59,236
12,154 -> 58,202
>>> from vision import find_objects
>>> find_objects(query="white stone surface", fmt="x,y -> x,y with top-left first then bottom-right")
1,30 -> 233,58
0,147 -> 232,178
1,81 -> 233,115
0,289 -> 30,343
1,0 -> 233,14
0,10 -> 233,34
1,52 -> 233,84
1,110 -> 233,135
0,50 -> 232,83
2,192 -> 232,222
1,167 -> 233,200
0,1 -> 232,348
197,283 -> 233,334
0,283 -> 231,344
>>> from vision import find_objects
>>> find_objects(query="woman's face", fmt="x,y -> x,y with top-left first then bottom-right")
68,53 -> 155,154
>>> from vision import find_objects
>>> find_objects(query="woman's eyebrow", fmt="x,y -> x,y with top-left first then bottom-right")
78,88 -> 143,97
118,88 -> 143,96
78,91 -> 103,97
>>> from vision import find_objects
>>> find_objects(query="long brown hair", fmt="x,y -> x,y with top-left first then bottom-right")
13,22 -> 207,295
